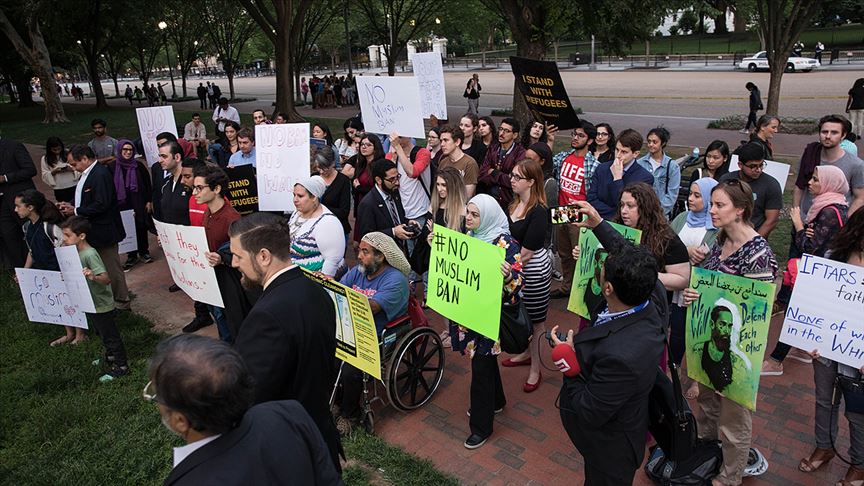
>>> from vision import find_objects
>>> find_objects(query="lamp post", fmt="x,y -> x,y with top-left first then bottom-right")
158,21 -> 177,98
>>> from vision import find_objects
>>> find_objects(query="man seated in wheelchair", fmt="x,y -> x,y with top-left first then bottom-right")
335,232 -> 410,428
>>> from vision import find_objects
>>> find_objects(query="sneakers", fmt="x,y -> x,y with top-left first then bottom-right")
760,359 -> 783,376
99,364 -> 130,382
464,433 -> 489,449
739,128 -> 750,134
743,447 -> 769,477
466,407 -> 504,417
182,317 -> 214,333
787,348 -> 813,364
141,253 -> 154,264
123,255 -> 140,272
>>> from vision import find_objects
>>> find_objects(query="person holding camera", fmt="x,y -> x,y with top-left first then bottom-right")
355,159 -> 421,257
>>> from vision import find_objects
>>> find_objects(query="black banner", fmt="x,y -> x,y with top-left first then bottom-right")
509,56 -> 580,130
226,165 -> 259,215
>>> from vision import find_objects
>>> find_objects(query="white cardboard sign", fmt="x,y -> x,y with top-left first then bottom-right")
136,106 -> 177,166
117,210 -> 138,254
154,219 -> 224,307
15,268 -> 88,329
255,123 -> 311,212
411,52 -> 447,119
356,76 -> 426,139
54,246 -> 96,313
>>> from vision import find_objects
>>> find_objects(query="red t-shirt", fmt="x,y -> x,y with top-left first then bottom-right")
188,198 -> 207,227
558,154 -> 587,205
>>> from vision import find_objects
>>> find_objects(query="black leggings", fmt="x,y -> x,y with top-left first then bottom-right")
745,110 -> 758,130
469,354 -> 506,438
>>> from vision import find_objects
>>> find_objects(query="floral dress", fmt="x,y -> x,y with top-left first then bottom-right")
704,235 -> 777,282
449,233 -> 524,358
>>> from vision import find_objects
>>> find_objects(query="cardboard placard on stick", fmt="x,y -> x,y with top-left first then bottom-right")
510,56 -> 581,130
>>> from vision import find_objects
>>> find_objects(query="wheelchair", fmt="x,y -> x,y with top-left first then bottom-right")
330,295 -> 446,434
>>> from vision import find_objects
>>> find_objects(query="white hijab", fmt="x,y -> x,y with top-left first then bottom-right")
467,194 -> 511,244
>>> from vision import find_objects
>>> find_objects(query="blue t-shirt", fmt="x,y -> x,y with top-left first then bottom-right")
340,266 -> 408,336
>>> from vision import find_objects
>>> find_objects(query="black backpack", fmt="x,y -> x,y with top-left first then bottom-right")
645,343 -> 722,485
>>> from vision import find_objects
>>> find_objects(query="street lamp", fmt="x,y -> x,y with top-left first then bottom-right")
158,21 -> 177,98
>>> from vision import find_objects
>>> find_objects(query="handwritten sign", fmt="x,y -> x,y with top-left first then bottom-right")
731,154 -> 790,193
117,210 -> 138,254
510,56 -> 581,130
255,123 -> 310,212
136,106 -> 177,166
153,219 -> 224,307
411,52 -> 447,119
356,75 -> 425,139
567,222 -> 642,319
686,267 -> 775,410
304,270 -> 382,380
54,246 -> 96,313
226,165 -> 259,215
15,268 -> 88,329
426,225 -> 505,340
780,254 -> 864,368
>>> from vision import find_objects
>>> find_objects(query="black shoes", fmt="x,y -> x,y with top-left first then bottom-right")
141,253 -> 154,264
168,284 -> 181,293
123,255 -> 140,271
182,317 -> 214,333
463,434 -> 489,449
550,289 -> 569,299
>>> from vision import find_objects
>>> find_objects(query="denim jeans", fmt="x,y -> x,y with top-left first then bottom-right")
813,359 -> 864,463
208,305 -> 233,343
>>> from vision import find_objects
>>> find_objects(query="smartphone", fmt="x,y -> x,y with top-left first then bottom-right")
549,205 -> 584,225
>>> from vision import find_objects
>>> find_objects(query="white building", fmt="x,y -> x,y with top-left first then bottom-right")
655,8 -> 735,36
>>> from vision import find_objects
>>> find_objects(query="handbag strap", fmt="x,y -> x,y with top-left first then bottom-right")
664,335 -> 689,424
831,205 -> 845,228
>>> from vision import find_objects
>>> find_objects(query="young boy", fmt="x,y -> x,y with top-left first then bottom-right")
61,216 -> 130,379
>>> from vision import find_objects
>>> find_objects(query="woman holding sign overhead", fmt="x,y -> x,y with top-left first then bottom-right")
449,194 -> 523,450
682,179 -> 777,485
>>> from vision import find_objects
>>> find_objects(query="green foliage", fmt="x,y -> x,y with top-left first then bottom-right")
343,431 -> 460,486
678,9 -> 700,35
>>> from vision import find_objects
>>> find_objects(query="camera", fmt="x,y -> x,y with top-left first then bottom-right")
403,222 -> 422,238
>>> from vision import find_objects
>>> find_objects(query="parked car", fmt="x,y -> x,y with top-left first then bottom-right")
738,51 -> 820,72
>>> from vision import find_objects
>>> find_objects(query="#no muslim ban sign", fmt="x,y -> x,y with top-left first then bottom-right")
136,106 -> 177,166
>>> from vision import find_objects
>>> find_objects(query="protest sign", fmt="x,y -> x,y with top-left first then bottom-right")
255,123 -> 310,211
356,75 -> 426,138
117,210 -> 138,254
54,245 -> 96,313
226,165 -> 259,215
567,222 -> 642,319
136,106 -> 177,166
15,268 -> 88,329
304,270 -> 382,380
730,154 -> 790,193
426,225 -> 505,340
154,219 -> 224,307
410,52 -> 447,119
686,267 -> 775,410
780,254 -> 864,368
510,56 -> 581,130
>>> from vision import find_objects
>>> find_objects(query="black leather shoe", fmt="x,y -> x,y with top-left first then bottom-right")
549,289 -> 569,299
168,284 -> 181,293
182,318 -> 214,333
463,434 -> 489,449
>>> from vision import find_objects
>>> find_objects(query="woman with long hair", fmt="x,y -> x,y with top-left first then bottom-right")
521,120 -> 555,152
748,115 -> 779,160
689,140 -> 731,186
427,167 -> 467,233
763,165 -> 850,376
637,126 -> 680,217
478,116 -> 497,148
448,194 -> 523,449
501,159 -> 552,393
427,126 -> 443,167
796,208 -> 864,485
212,121 -> 241,168
316,146 -> 353,241
312,122 -> 335,147
459,113 -> 488,164
592,123 -> 616,163
40,137 -> 79,203
335,118 -> 364,163
682,179 -> 778,485
342,134 -> 384,212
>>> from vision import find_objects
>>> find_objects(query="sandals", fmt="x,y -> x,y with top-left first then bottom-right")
799,447 -> 835,472
684,381 -> 700,400
838,465 -> 864,486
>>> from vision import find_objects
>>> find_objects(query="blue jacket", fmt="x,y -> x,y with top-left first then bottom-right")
587,161 -> 654,219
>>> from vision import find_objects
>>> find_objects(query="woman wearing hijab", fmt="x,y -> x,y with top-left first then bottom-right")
289,175 -> 346,277
446,194 -> 523,449
113,140 -> 154,270
763,166 -> 849,376
670,177 -> 719,398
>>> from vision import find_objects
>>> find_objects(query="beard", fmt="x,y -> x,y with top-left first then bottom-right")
360,260 -> 381,276
712,330 -> 731,351
239,261 -> 265,290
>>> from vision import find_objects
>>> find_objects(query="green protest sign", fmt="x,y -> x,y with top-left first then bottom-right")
427,224 -> 505,341
567,222 -> 642,318
685,267 -> 775,411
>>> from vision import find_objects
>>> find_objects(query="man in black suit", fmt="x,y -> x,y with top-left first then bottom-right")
228,212 -> 342,473
59,145 -> 131,310
354,159 -> 416,254
0,137 -> 36,271
551,202 -> 665,486
148,334 -> 342,486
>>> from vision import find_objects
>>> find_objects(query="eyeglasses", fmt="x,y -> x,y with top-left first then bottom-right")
498,127 -> 513,134
142,380 -> 158,402
384,174 -> 401,183
427,135 -> 439,140
192,185 -> 209,192
571,131 -> 588,138
743,162 -> 765,170
360,142 -> 374,148
510,173 -> 528,182
596,132 -> 609,137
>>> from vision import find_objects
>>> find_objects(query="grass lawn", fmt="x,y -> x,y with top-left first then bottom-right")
0,276 -> 457,485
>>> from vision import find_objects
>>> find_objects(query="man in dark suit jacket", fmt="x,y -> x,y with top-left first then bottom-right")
148,334 -> 342,486
60,145 -> 130,309
587,128 -> 654,219
0,137 -> 37,270
228,212 -> 342,473
355,159 -> 415,253
551,205 -> 665,485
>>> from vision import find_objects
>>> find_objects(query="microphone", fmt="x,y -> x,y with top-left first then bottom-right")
551,343 -> 581,377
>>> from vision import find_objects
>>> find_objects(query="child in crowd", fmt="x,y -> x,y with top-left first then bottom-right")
61,216 -> 130,380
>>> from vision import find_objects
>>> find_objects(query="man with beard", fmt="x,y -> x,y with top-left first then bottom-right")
228,212 -> 342,473
692,305 -> 747,393
333,231 -> 409,433
148,334 -> 342,485
354,159 -> 416,255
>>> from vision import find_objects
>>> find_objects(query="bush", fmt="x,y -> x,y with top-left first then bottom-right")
707,114 -> 818,134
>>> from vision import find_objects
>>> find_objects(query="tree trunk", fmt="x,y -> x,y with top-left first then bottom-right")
713,14 -> 728,34
227,72 -> 235,100
387,50 -> 395,76
84,52 -> 107,107
294,69 -> 301,105
765,59 -> 785,116
732,7 -> 747,33
13,74 -> 34,107
181,73 -> 188,98
274,24 -> 300,121
5,78 -> 18,104
112,75 -> 120,97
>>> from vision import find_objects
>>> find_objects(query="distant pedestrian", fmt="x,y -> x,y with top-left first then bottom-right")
847,78 -> 864,138
197,82 -> 208,109
464,74 -> 481,115
157,83 -> 167,105
134,86 -> 143,105
741,82 -> 763,134
206,81 -> 215,109
124,85 -> 133,106
815,41 -> 825,63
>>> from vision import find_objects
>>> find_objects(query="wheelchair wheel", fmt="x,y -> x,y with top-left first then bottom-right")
386,327 -> 445,411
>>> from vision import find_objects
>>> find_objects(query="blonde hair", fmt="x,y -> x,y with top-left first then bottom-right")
431,167 -> 467,232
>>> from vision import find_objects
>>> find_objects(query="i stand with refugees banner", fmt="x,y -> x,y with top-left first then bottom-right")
779,254 -> 864,368
567,222 -> 642,319
154,219 -> 224,308
226,165 -> 259,215
685,267 -> 775,410
426,225 -> 505,341
304,270 -> 382,380
510,56 -> 581,130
